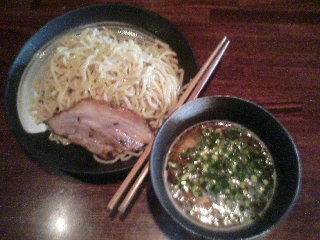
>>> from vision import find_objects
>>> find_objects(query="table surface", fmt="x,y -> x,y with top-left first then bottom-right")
1,1 -> 319,240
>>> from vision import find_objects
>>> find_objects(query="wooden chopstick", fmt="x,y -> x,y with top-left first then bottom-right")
168,36 -> 228,115
107,139 -> 153,211
117,38 -> 230,214
186,39 -> 230,102
118,161 -> 150,213
108,37 -> 230,213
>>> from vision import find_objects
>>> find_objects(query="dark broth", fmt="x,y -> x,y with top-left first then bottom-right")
165,120 -> 276,228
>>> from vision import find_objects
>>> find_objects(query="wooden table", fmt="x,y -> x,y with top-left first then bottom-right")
1,1 -> 319,239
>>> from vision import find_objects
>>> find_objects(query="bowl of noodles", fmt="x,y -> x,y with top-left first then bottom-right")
5,3 -> 198,174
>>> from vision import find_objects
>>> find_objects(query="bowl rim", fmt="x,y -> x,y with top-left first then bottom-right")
150,95 -> 302,239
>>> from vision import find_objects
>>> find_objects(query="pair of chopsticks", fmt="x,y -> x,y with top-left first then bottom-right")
108,36 -> 230,214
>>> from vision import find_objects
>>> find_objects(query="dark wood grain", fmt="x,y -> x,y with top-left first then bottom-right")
1,0 -> 320,240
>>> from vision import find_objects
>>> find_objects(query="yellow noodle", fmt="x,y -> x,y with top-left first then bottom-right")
32,27 -> 185,163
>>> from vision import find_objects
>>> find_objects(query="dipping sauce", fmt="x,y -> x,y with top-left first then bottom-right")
165,120 -> 276,228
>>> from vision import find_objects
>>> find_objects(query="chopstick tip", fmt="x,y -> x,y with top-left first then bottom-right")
118,206 -> 126,215
107,201 -> 117,213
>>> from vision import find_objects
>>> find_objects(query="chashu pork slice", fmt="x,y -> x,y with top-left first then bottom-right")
46,99 -> 154,159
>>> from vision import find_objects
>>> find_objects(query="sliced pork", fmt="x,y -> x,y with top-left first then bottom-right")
46,99 -> 154,159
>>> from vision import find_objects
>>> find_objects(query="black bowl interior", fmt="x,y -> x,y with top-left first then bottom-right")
151,96 -> 301,240
5,3 -> 198,174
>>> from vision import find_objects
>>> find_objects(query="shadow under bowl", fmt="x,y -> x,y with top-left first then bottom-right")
150,96 -> 301,240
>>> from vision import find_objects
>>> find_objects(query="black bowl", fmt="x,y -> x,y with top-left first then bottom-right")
5,3 -> 198,175
150,96 -> 301,240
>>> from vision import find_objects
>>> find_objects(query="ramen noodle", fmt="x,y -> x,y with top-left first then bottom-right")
31,27 -> 185,163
